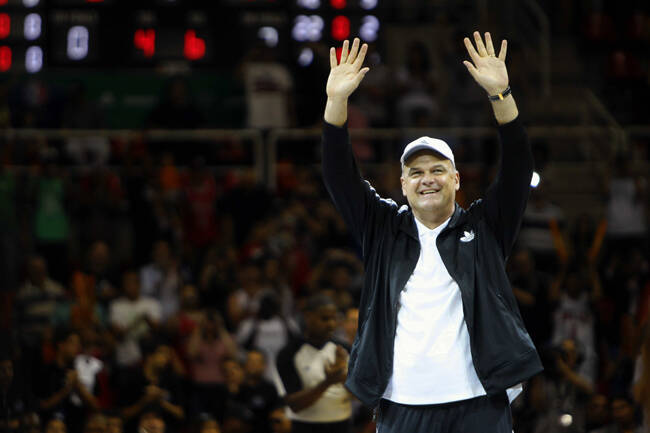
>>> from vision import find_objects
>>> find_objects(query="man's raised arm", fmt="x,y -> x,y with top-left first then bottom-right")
462,31 -> 533,257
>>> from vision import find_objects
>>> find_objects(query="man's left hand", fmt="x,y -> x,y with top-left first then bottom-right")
462,31 -> 509,96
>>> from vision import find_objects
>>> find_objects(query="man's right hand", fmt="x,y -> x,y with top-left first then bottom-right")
324,38 -> 369,126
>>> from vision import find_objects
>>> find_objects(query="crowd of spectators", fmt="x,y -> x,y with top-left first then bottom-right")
0,118 -> 648,433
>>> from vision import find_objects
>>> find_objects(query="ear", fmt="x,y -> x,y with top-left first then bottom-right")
454,171 -> 460,191
400,175 -> 406,196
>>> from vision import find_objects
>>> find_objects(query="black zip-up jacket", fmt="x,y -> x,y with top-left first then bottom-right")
321,117 -> 544,408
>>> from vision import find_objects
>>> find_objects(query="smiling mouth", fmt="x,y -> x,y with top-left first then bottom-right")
419,190 -> 440,195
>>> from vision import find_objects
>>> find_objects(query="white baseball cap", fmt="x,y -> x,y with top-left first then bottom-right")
400,136 -> 455,168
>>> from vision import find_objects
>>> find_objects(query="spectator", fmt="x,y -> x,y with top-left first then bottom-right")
136,411 -> 165,433
181,158 -> 219,252
105,412 -> 123,433
83,413 -> 107,433
267,405 -> 292,433
551,266 -> 602,383
276,294 -> 351,433
236,293 -> 298,386
32,160 -> 71,284
339,307 -> 358,347
0,344 -> 34,433
227,262 -> 270,329
591,397 -> 642,433
221,358 -> 247,416
45,416 -> 67,433
197,415 -> 221,433
14,256 -> 65,346
121,344 -> 185,429
242,45 -> 294,129
187,311 -> 238,417
239,350 -> 279,433
109,270 -> 162,368
603,155 -> 648,255
139,240 -> 182,321
38,329 -> 99,433
586,394 -> 612,432
72,242 -> 118,307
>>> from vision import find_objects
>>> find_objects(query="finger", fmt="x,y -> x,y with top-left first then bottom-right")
473,31 -> 488,57
329,47 -> 337,68
463,60 -> 479,81
354,67 -> 370,86
340,40 -> 349,64
485,32 -> 495,56
347,38 -> 360,64
463,37 -> 480,65
498,39 -> 508,62
352,43 -> 368,71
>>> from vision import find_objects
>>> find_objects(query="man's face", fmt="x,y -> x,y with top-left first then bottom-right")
305,304 -> 338,342
45,420 -> 66,433
401,151 -> 459,219
139,415 -> 164,433
244,352 -> 266,378
106,417 -> 123,433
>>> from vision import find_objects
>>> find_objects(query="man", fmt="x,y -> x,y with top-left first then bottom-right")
240,350 -> 279,433
137,411 -> 165,433
109,270 -> 162,368
38,329 -> 99,433
321,34 -> 543,432
276,294 -> 351,433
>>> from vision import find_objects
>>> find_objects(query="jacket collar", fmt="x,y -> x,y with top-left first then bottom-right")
400,203 -> 464,240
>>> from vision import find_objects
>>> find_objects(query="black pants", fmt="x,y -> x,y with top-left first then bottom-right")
376,393 -> 512,433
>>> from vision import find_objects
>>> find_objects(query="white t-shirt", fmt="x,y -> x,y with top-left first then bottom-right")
244,62 -> 293,129
383,216 -> 487,404
109,296 -> 162,366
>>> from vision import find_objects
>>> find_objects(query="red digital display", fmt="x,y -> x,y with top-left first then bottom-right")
0,14 -> 10,40
0,46 -> 11,71
330,0 -> 346,9
134,29 -> 155,57
183,29 -> 205,60
331,15 -> 350,40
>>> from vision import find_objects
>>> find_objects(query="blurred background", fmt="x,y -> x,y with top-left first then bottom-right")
0,0 -> 649,432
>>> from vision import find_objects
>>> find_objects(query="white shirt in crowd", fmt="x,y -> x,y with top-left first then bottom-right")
109,296 -> 162,366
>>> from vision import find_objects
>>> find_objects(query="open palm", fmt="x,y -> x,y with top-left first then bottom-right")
463,31 -> 509,95
326,38 -> 370,100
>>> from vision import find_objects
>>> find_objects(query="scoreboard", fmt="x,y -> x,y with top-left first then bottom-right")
0,0 -> 382,73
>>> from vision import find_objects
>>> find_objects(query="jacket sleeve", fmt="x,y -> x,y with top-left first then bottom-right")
481,117 -> 533,259
321,121 -> 396,250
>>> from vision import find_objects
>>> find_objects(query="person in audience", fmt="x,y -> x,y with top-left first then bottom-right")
120,343 -> 185,428
239,350 -> 279,433
139,240 -> 182,321
236,293 -> 298,386
109,270 -> 162,369
45,416 -> 68,433
137,411 -> 166,433
38,329 -> 99,433
276,294 -> 351,433
15,256 -> 65,347
187,310 -> 238,417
